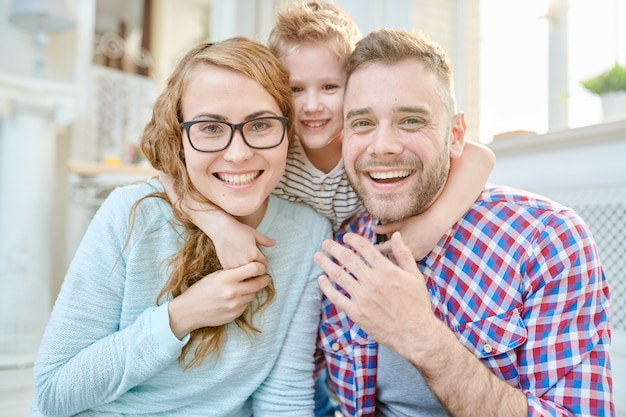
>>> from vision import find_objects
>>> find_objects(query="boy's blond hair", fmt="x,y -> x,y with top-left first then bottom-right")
267,1 -> 361,60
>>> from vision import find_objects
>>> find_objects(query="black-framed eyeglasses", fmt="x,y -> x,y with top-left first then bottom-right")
181,116 -> 288,153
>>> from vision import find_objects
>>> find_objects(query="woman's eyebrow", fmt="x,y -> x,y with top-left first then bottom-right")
189,110 -> 279,122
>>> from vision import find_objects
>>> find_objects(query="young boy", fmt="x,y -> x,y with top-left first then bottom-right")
161,2 -> 495,414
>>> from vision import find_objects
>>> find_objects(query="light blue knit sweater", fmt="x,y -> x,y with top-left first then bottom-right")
30,179 -> 332,417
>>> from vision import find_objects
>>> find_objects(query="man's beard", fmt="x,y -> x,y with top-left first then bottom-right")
349,146 -> 450,223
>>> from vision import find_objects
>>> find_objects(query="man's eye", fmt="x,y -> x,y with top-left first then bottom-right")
400,118 -> 427,130
350,120 -> 375,132
403,117 -> 425,125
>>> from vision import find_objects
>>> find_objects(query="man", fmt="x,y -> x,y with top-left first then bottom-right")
314,28 -> 613,416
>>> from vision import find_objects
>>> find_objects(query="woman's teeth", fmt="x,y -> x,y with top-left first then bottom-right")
218,171 -> 260,185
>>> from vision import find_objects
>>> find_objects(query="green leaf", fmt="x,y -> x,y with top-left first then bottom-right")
580,63 -> 626,95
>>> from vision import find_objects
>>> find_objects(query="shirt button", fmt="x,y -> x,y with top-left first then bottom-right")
331,342 -> 340,351
483,344 -> 493,354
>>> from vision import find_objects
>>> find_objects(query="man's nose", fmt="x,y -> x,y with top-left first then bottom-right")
368,124 -> 403,156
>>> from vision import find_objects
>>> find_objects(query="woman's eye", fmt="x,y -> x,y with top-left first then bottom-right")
200,123 -> 224,134
250,121 -> 270,132
291,86 -> 303,93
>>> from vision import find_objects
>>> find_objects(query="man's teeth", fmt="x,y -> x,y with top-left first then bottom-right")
218,172 -> 259,185
369,170 -> 411,180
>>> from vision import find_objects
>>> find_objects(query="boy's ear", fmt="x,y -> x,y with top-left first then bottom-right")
449,112 -> 466,159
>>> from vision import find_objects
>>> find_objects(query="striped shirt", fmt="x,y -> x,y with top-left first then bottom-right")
273,137 -> 362,231
316,184 -> 614,417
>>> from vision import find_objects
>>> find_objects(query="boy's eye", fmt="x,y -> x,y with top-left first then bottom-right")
322,84 -> 339,91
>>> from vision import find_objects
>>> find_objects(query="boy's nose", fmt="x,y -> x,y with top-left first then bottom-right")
303,92 -> 323,112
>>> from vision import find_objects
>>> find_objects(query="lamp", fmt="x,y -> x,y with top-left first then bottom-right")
9,0 -> 74,78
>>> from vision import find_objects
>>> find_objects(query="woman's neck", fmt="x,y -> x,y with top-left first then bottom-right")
234,197 -> 268,229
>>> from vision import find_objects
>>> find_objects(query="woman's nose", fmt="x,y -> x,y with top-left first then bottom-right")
222,129 -> 254,163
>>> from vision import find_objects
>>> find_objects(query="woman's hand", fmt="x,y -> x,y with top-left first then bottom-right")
168,261 -> 270,339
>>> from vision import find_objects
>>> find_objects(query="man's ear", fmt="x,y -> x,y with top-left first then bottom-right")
449,112 -> 466,159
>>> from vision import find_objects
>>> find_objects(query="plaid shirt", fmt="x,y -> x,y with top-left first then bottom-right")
316,185 -> 613,417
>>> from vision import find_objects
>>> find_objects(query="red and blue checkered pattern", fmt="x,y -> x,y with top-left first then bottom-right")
316,184 -> 613,416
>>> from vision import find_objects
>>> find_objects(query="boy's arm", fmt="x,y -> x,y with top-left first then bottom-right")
373,141 -> 495,259
159,172 -> 275,268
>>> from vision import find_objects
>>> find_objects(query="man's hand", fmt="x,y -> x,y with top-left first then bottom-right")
315,232 -> 439,358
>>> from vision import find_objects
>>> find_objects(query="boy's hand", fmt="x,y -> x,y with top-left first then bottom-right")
212,217 -> 276,268
158,171 -> 276,269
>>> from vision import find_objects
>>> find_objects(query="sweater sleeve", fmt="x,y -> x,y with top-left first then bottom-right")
32,186 -> 187,417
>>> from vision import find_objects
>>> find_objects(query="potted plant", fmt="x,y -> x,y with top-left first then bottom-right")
580,63 -> 626,119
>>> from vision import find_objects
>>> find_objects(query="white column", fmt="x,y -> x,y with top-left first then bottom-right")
547,0 -> 569,131
0,74 -> 76,367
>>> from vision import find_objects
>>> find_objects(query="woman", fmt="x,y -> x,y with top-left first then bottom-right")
30,38 -> 331,416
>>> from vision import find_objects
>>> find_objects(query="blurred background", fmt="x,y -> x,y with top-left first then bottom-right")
0,0 -> 624,415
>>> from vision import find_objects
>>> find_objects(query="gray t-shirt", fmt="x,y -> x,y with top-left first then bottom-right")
375,344 -> 448,416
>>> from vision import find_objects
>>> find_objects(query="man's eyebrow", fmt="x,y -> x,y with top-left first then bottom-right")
346,106 -> 431,120
345,107 -> 371,119
396,105 -> 430,115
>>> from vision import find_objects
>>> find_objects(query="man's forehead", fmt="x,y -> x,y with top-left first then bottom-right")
344,59 -> 442,114
347,58 -> 428,80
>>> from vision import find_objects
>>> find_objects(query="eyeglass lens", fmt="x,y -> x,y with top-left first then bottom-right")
187,117 -> 285,152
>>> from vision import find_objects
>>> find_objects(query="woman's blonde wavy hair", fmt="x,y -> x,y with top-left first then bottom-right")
139,37 -> 294,369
